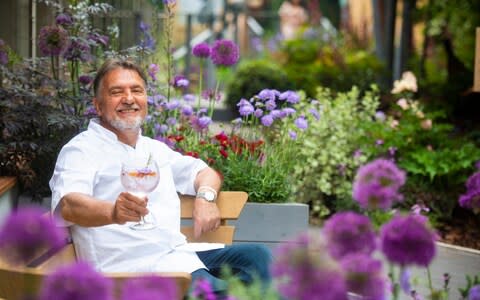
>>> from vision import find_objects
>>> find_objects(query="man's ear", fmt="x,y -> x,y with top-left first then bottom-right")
92,97 -> 101,116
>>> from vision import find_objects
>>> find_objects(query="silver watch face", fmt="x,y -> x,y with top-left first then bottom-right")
199,191 -> 215,201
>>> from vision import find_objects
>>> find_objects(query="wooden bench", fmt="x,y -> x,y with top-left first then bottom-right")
0,191 -> 248,300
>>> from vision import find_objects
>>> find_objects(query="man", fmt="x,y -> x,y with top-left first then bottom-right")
49,58 -> 271,295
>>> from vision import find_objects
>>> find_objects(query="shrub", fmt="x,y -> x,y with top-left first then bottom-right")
293,86 -> 380,216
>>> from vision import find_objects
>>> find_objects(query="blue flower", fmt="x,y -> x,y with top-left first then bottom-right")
279,90 -> 300,104
261,114 -> 274,127
294,116 -> 308,130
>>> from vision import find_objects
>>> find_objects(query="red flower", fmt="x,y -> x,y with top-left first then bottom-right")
186,151 -> 199,158
168,135 -> 185,142
219,149 -> 228,158
207,157 -> 216,165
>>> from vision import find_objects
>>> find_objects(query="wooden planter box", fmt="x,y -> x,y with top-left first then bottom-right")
231,203 -> 309,249
0,177 -> 18,224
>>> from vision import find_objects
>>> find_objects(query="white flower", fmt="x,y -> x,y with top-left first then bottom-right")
391,71 -> 418,94
396,98 -> 409,110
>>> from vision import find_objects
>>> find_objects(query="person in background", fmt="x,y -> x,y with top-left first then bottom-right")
49,58 -> 272,296
278,0 -> 309,40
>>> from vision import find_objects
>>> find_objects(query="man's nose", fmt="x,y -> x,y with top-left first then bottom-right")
122,90 -> 134,103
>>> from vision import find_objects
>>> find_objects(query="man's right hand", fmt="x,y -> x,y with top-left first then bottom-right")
112,192 -> 149,224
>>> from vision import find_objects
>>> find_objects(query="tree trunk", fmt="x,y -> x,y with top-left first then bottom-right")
395,0 -> 415,80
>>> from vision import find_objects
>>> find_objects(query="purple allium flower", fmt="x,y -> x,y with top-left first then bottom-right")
210,39 -> 239,66
279,90 -> 300,104
270,109 -> 282,119
181,105 -> 193,116
166,117 -> 177,126
380,214 -> 437,267
121,275 -> 177,300
39,261 -> 113,300
459,172 -> 480,213
163,0 -> 176,5
282,107 -> 296,116
340,254 -> 386,300
183,94 -> 196,102
63,38 -> 90,62
261,114 -> 274,127
38,25 -> 69,56
79,75 -> 92,86
475,161 -> 480,170
165,99 -> 180,111
265,100 -> 276,111
155,124 -> 169,135
289,130 -> 297,140
236,98 -> 250,107
239,102 -> 254,116
83,105 -> 97,117
171,75 -> 189,88
148,64 -> 159,81
323,212 -> 376,260
192,42 -> 211,58
191,278 -> 216,300
469,285 -> 480,300
352,159 -> 406,210
55,13 -> 73,26
400,268 -> 411,294
88,32 -> 109,47
254,108 -> 264,118
309,108 -> 320,120
257,89 -> 278,102
272,232 -> 348,300
0,206 -> 67,265
197,116 -> 212,128
294,116 -> 308,130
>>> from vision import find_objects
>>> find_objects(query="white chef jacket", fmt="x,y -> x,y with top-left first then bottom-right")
49,119 -> 223,273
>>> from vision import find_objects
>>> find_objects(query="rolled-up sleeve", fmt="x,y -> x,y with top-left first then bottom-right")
166,149 -> 208,196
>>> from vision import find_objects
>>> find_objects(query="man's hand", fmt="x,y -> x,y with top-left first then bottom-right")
193,198 -> 221,239
112,192 -> 149,225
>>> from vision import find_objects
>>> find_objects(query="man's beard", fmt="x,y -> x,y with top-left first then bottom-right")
108,115 -> 144,131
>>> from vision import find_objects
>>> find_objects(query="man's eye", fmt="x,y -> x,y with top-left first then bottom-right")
133,89 -> 144,94
111,90 -> 123,96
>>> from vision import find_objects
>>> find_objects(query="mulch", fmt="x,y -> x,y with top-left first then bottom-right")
436,207 -> 480,251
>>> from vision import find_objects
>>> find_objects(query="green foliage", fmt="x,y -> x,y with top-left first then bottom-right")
359,96 -> 480,219
293,86 -> 380,215
458,274 -> 480,299
280,38 -> 384,97
224,59 -> 292,115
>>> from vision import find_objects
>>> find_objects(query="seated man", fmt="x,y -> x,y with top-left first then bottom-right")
49,58 -> 271,295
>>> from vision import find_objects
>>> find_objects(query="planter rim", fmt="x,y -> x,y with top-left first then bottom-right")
436,241 -> 480,256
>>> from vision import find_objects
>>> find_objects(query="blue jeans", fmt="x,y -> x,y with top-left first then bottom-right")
190,244 -> 272,296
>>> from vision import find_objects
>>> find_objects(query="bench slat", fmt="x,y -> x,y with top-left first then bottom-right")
180,191 -> 248,220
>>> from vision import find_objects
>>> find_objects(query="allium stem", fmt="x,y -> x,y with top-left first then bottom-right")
50,55 -> 57,80
390,264 -> 399,300
427,267 -> 434,295
197,61 -> 203,111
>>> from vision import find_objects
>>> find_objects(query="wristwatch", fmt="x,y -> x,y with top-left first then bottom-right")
196,190 -> 216,202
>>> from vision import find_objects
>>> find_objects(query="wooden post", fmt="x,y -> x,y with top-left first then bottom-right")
474,27 -> 480,92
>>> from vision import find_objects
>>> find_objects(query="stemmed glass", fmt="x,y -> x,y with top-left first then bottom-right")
120,156 -> 160,230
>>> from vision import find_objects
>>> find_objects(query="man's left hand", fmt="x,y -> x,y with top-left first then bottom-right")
193,198 -> 221,239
